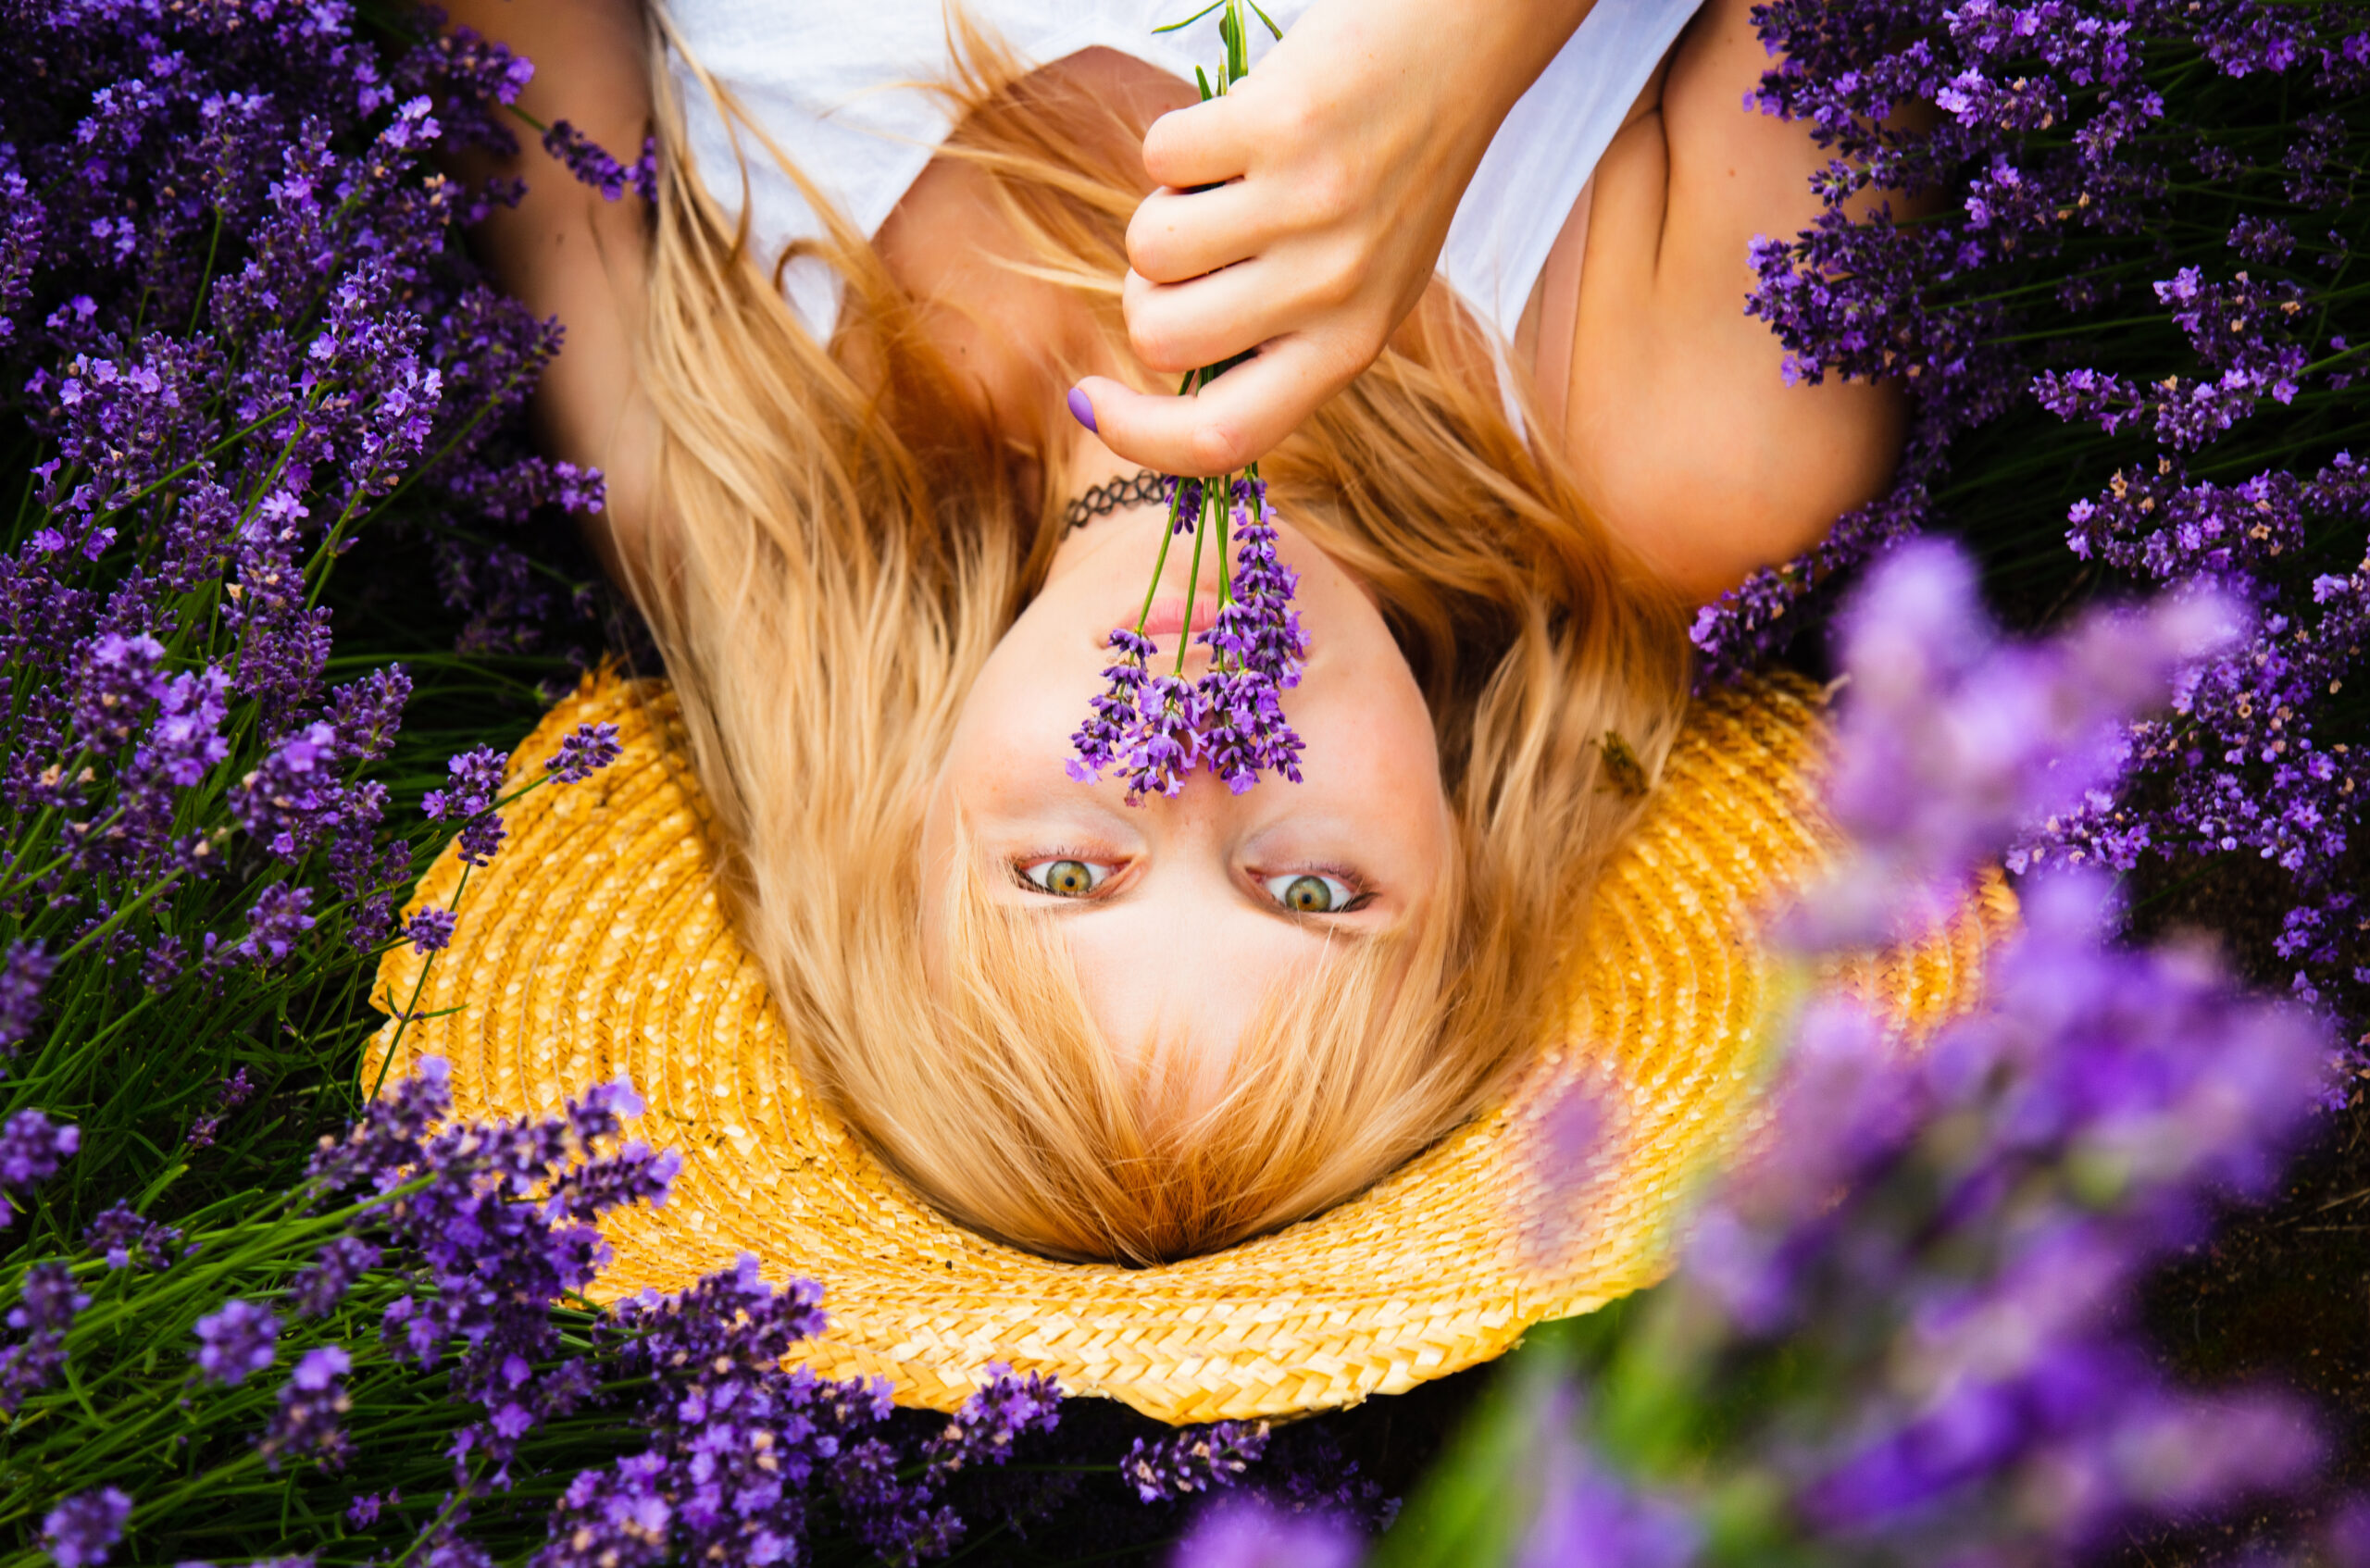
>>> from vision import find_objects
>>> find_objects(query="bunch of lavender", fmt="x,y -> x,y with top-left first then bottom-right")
1691,0 -> 2370,1024
1299,542 -> 2353,1568
1067,1 -> 1310,804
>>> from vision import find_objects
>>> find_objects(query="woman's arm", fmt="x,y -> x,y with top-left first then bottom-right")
1070,0 -> 1597,476
440,0 -> 659,568
1563,0 -> 1923,601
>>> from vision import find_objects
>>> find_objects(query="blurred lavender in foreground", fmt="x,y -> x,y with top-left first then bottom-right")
1344,541 -> 2347,1568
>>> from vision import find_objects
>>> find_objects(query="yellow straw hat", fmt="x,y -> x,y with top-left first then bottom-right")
365,669 -> 2014,1427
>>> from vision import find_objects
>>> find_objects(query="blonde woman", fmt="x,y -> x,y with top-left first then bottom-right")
444,0 -> 1915,1263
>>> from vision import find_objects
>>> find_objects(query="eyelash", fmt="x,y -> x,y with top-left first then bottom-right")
1011,856 -> 1376,914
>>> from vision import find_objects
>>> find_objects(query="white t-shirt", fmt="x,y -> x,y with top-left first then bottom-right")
665,0 -> 1705,345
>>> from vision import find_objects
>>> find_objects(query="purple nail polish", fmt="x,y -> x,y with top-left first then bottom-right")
1066,386 -> 1098,434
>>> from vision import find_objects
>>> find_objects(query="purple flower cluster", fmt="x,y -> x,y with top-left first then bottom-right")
1,1263 -> 89,1414
539,1261 -> 1066,1566
81,1201 -> 180,1271
1122,1420 -> 1270,1503
1170,1496 -> 1361,1568
0,0 -> 626,1110
259,1345 -> 356,1472
41,1487 -> 131,1568
1690,0 -> 2370,1026
1470,542 -> 2349,1562
193,1298 -> 281,1387
542,122 -> 659,206
1808,539 -> 2238,940
0,1107 -> 79,1202
184,1067 -> 257,1151
316,1069 -> 680,1491
1069,477 -> 1308,803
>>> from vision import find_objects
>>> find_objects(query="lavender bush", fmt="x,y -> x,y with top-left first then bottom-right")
1343,544 -> 2351,1568
1699,0 -> 2370,1029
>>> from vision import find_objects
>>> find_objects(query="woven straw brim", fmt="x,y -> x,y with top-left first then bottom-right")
366,671 -> 2014,1425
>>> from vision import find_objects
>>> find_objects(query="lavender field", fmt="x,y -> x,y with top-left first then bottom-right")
1,1 -> 2366,1564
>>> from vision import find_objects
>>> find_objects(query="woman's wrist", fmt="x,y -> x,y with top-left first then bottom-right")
1279,0 -> 1598,173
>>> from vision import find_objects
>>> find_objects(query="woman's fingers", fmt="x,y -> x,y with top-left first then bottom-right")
1140,93 -> 1254,192
1122,254 -> 1362,375
1069,342 -> 1354,477
1127,180 -> 1284,285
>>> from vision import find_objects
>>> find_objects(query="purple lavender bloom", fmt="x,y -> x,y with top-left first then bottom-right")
1514,1394 -> 1697,1568
81,1201 -> 180,1271
185,1068 -> 256,1151
1806,539 -> 2238,943
1166,1496 -> 1359,1568
1121,1420 -> 1268,1502
406,907 -> 457,954
455,813 -> 508,867
1124,674 -> 1206,804
346,1490 -> 399,1527
424,746 -> 507,821
926,1363 -> 1062,1472
1,1263 -> 89,1413
193,1299 -> 280,1386
0,940 -> 53,1054
290,1236 -> 383,1320
1069,627 -> 1155,784
41,1487 -> 131,1568
543,722 -> 621,783
542,122 -> 658,205
234,884 -> 317,967
0,1109 -> 80,1195
260,1345 -> 355,1471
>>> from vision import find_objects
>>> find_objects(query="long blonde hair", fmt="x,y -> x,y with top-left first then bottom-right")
624,13 -> 1692,1263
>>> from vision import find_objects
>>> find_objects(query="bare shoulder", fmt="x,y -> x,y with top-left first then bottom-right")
1556,0 -> 1910,604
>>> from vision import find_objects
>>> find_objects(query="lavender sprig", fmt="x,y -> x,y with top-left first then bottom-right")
1067,5 -> 1304,804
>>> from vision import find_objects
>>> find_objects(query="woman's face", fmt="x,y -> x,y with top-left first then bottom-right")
921,497 -> 1453,1076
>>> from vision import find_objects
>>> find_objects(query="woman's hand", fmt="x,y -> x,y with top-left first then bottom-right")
1070,0 -> 1592,476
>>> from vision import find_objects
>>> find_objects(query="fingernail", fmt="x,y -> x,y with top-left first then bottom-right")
1066,386 -> 1098,434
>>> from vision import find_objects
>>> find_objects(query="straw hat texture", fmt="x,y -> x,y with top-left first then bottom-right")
366,668 -> 2014,1426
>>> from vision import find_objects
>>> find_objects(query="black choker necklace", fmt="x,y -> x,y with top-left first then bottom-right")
1062,467 -> 1166,535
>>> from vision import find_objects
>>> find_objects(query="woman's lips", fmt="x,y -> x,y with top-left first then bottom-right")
1139,591 -> 1219,641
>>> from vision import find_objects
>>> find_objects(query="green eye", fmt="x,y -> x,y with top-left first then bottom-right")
1267,872 -> 1355,914
1022,858 -> 1110,898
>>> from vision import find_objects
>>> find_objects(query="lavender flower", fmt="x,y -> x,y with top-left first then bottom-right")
542,122 -> 658,205
424,747 -> 507,821
260,1345 -> 355,1470
192,1299 -> 280,1387
0,939 -> 54,1055
1066,476 -> 1305,800
1122,1420 -> 1269,1502
234,884 -> 317,967
543,721 -> 621,783
1068,627 -> 1155,785
81,1201 -> 180,1271
926,1363 -> 1062,1472
406,907 -> 457,954
290,1236 -> 383,1321
1,1263 -> 89,1413
1167,1496 -> 1359,1568
0,1109 -> 80,1197
185,1068 -> 256,1151
41,1487 -> 131,1568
